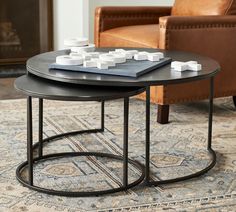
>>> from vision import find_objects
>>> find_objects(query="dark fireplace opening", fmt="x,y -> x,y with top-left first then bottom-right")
0,0 -> 53,77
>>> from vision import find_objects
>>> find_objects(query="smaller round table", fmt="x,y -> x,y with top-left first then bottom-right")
15,74 -> 146,197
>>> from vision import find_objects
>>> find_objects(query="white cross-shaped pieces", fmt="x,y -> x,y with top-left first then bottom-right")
171,61 -> 202,72
134,51 -> 164,62
56,45 -> 167,70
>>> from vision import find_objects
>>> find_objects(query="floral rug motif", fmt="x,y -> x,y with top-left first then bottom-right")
0,98 -> 235,212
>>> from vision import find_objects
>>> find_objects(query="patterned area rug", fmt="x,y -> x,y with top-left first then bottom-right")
0,98 -> 235,212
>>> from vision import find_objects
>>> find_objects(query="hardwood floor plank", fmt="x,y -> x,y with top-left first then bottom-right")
0,78 -> 25,100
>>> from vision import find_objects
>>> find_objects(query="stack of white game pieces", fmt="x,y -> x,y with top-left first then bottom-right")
171,61 -> 202,72
64,37 -> 95,53
57,39 -> 167,70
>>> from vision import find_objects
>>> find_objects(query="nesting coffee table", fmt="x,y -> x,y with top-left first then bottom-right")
15,48 -> 220,197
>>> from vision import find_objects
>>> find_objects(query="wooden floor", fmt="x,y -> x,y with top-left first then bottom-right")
0,78 -> 25,100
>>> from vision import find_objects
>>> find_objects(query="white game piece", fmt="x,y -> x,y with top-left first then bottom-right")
83,53 -> 92,61
56,55 -> 83,66
134,52 -> 148,61
64,38 -> 89,47
104,53 -> 126,63
171,61 -> 184,68
138,51 -> 149,55
71,44 -> 95,53
171,61 -> 188,72
115,49 -> 134,58
122,52 -> 133,59
115,49 -> 126,53
69,52 -> 82,57
69,53 -> 92,61
126,50 -> 139,54
188,63 -> 202,71
92,58 -> 114,67
96,57 -> 116,67
110,53 -> 126,63
126,50 -> 139,57
186,61 -> 198,65
114,51 -> 133,59
148,54 -> 160,62
109,51 -> 133,59
151,52 -> 164,59
88,52 -> 100,58
173,64 -> 188,72
108,51 -> 116,54
97,61 -> 109,70
171,61 -> 202,72
83,60 -> 97,68
100,54 -> 117,63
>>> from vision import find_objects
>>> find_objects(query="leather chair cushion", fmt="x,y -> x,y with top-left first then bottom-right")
99,24 -> 159,48
172,0 -> 236,16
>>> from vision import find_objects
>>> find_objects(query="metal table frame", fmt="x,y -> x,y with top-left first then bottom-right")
16,77 -> 217,196
144,77 -> 216,186
16,84 -> 146,197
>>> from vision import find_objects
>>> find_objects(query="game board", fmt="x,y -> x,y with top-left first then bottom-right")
49,48 -> 172,78
49,56 -> 172,78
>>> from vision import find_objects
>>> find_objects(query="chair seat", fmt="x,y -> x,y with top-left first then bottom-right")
100,24 -> 159,48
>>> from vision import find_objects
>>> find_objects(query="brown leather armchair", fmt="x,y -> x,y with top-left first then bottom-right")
95,0 -> 236,124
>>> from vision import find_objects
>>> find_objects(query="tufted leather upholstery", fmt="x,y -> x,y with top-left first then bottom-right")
95,2 -> 236,123
172,0 -> 236,16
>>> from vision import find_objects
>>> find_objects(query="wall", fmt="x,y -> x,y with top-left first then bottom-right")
53,0 -> 85,50
53,0 -> 175,49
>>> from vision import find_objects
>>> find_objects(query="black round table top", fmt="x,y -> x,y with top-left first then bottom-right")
27,48 -> 220,87
14,75 -> 145,101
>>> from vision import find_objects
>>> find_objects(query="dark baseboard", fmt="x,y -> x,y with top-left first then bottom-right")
0,65 -> 26,78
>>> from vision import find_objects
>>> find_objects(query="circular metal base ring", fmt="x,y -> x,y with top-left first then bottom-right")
16,152 -> 145,197
33,128 -> 104,151
146,148 -> 216,186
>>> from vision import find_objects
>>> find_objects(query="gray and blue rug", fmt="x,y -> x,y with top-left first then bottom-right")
0,97 -> 235,212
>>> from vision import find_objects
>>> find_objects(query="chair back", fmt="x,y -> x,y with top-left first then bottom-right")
172,0 -> 236,16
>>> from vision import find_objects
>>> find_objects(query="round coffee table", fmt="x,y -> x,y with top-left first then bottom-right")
16,48 -> 220,196
15,74 -> 146,197
25,48 -> 220,187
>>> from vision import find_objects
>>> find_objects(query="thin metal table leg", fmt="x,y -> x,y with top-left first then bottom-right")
145,86 -> 151,184
145,79 -> 216,187
39,98 -> 43,157
101,100 -> 105,131
123,97 -> 129,187
208,77 -> 214,150
27,96 -> 33,185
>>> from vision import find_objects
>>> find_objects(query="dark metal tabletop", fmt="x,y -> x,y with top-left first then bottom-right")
14,74 -> 145,101
27,48 -> 220,87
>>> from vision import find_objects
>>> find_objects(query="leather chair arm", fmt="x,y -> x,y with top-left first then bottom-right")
95,6 -> 172,46
159,15 -> 236,49
159,15 -> 236,104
